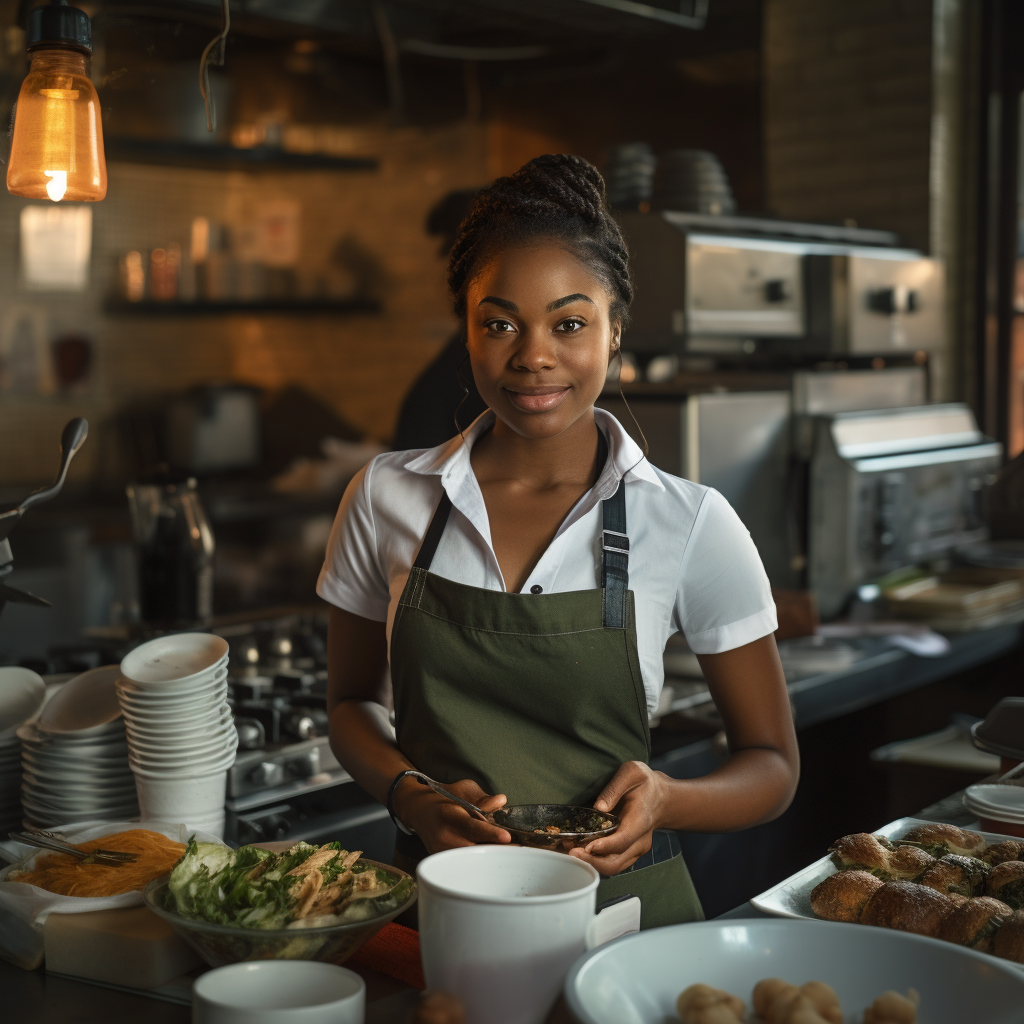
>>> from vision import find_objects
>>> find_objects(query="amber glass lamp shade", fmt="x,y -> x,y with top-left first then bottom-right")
6,48 -> 107,202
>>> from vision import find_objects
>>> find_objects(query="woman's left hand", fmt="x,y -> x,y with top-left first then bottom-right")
568,760 -> 669,876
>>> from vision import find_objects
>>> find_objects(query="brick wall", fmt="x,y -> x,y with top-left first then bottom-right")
0,122 -> 487,485
763,0 -> 934,252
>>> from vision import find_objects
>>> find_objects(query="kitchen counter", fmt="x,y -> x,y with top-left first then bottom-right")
0,783 -> 1000,1023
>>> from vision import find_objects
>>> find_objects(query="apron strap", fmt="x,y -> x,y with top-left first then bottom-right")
601,478 -> 629,629
413,491 -> 453,571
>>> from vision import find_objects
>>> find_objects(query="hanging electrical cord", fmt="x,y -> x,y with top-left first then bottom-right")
370,1 -> 403,122
199,0 -> 230,133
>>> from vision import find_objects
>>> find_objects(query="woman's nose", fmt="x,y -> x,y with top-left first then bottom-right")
511,328 -> 557,372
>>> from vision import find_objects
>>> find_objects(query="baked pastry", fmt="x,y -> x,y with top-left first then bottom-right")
863,989 -> 919,1024
810,870 -> 883,922
983,840 -> 1024,866
828,834 -> 933,880
986,860 -> 1024,909
861,880 -> 954,936
751,980 -> 840,1024
897,823 -> 986,859
829,834 -> 893,874
918,853 -> 989,897
993,909 -> 1024,964
676,983 -> 744,1023
884,845 -> 937,880
414,992 -> 466,1024
936,896 -> 1012,953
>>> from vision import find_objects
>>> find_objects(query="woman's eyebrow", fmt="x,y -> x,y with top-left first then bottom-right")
478,296 -> 518,311
546,293 -> 594,311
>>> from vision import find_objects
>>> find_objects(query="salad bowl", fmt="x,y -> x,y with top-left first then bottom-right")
143,856 -> 417,968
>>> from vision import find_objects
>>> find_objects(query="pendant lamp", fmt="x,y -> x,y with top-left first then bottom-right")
6,0 -> 106,202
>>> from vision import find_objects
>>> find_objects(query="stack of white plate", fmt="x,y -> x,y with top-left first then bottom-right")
0,667 -> 47,831
118,633 -> 234,838
18,665 -> 139,828
964,784 -> 1024,832
0,727 -> 22,834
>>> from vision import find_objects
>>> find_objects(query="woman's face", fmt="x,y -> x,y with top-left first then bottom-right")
465,240 -> 620,440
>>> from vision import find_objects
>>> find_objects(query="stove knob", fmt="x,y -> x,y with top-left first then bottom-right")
285,748 -> 320,779
247,761 -> 285,788
235,717 -> 266,751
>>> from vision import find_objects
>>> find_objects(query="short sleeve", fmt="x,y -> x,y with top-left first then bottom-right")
674,488 -> 777,654
316,459 -> 391,621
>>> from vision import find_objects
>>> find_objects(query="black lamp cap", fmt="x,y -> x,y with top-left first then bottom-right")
27,1 -> 92,56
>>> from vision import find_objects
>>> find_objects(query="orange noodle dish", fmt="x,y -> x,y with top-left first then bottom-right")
8,830 -> 186,897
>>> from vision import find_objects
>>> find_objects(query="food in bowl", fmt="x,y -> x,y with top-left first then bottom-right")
676,978 -> 916,1024
144,840 -> 417,966
166,839 -> 414,928
488,804 -> 619,851
7,829 -> 185,897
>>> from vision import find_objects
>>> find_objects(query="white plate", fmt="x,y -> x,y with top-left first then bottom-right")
129,748 -> 235,774
0,667 -> 46,733
35,666 -> 122,734
965,786 -> 1024,817
564,918 -> 1024,1024
750,816 -> 1020,921
121,634 -> 229,686
21,747 -> 129,769
118,689 -> 227,713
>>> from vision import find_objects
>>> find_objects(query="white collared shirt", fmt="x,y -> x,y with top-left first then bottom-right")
317,409 -> 777,715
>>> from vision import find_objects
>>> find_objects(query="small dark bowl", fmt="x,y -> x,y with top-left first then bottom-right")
491,804 -> 620,851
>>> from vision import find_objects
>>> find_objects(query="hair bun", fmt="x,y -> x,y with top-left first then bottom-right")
447,152 -> 632,319
507,154 -> 608,224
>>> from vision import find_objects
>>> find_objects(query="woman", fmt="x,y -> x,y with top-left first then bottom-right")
319,154 -> 799,928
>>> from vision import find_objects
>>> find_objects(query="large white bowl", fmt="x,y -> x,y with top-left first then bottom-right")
564,919 -> 1024,1024
0,667 -> 45,733
121,634 -> 228,687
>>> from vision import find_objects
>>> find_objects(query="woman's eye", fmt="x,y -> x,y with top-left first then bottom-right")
484,319 -> 516,334
556,318 -> 586,333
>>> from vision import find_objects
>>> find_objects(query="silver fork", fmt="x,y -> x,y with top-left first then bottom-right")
9,830 -> 139,866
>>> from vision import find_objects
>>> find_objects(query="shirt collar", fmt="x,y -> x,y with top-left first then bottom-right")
401,408 -> 665,494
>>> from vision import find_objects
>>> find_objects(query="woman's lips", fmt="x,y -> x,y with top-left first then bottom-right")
503,385 -> 571,413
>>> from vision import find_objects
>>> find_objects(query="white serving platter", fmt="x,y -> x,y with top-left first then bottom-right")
750,816 -> 1017,921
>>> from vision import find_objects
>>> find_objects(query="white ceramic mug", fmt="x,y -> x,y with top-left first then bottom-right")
191,960 -> 365,1024
417,845 -> 640,1024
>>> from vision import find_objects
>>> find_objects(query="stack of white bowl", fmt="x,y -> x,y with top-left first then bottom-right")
118,633 -> 235,838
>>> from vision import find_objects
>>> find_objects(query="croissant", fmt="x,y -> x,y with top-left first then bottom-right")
918,853 -> 989,898
986,860 -> 1024,909
983,840 -> 1024,866
936,896 -> 1011,953
993,909 -> 1024,964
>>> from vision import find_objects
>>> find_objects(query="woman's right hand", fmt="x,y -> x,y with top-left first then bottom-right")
392,777 -> 512,853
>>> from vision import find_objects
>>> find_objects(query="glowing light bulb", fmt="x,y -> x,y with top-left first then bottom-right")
6,3 -> 106,202
44,169 -> 67,202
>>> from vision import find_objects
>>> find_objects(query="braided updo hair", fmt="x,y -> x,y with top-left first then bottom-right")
447,154 -> 633,326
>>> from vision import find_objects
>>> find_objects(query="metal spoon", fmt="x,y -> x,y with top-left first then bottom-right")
18,418 -> 89,514
403,770 -> 491,823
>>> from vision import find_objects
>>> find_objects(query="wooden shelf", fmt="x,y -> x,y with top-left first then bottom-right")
104,298 -> 381,316
105,138 -> 378,172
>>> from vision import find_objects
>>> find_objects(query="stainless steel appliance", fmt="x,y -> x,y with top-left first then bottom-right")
617,211 -> 943,357
599,389 -> 799,587
807,404 -> 1002,618
218,613 -> 397,858
165,384 -> 261,475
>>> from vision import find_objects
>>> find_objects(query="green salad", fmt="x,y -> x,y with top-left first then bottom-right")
166,839 -> 415,931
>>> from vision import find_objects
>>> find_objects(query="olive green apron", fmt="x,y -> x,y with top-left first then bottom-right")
388,478 -> 703,930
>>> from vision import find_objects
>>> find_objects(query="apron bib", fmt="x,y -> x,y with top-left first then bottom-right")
389,477 -> 703,930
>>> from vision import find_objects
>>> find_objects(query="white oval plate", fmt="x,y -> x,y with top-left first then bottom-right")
565,918 -> 1024,1024
121,634 -> 228,686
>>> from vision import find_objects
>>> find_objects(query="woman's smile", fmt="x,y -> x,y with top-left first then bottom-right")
502,384 -> 572,413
